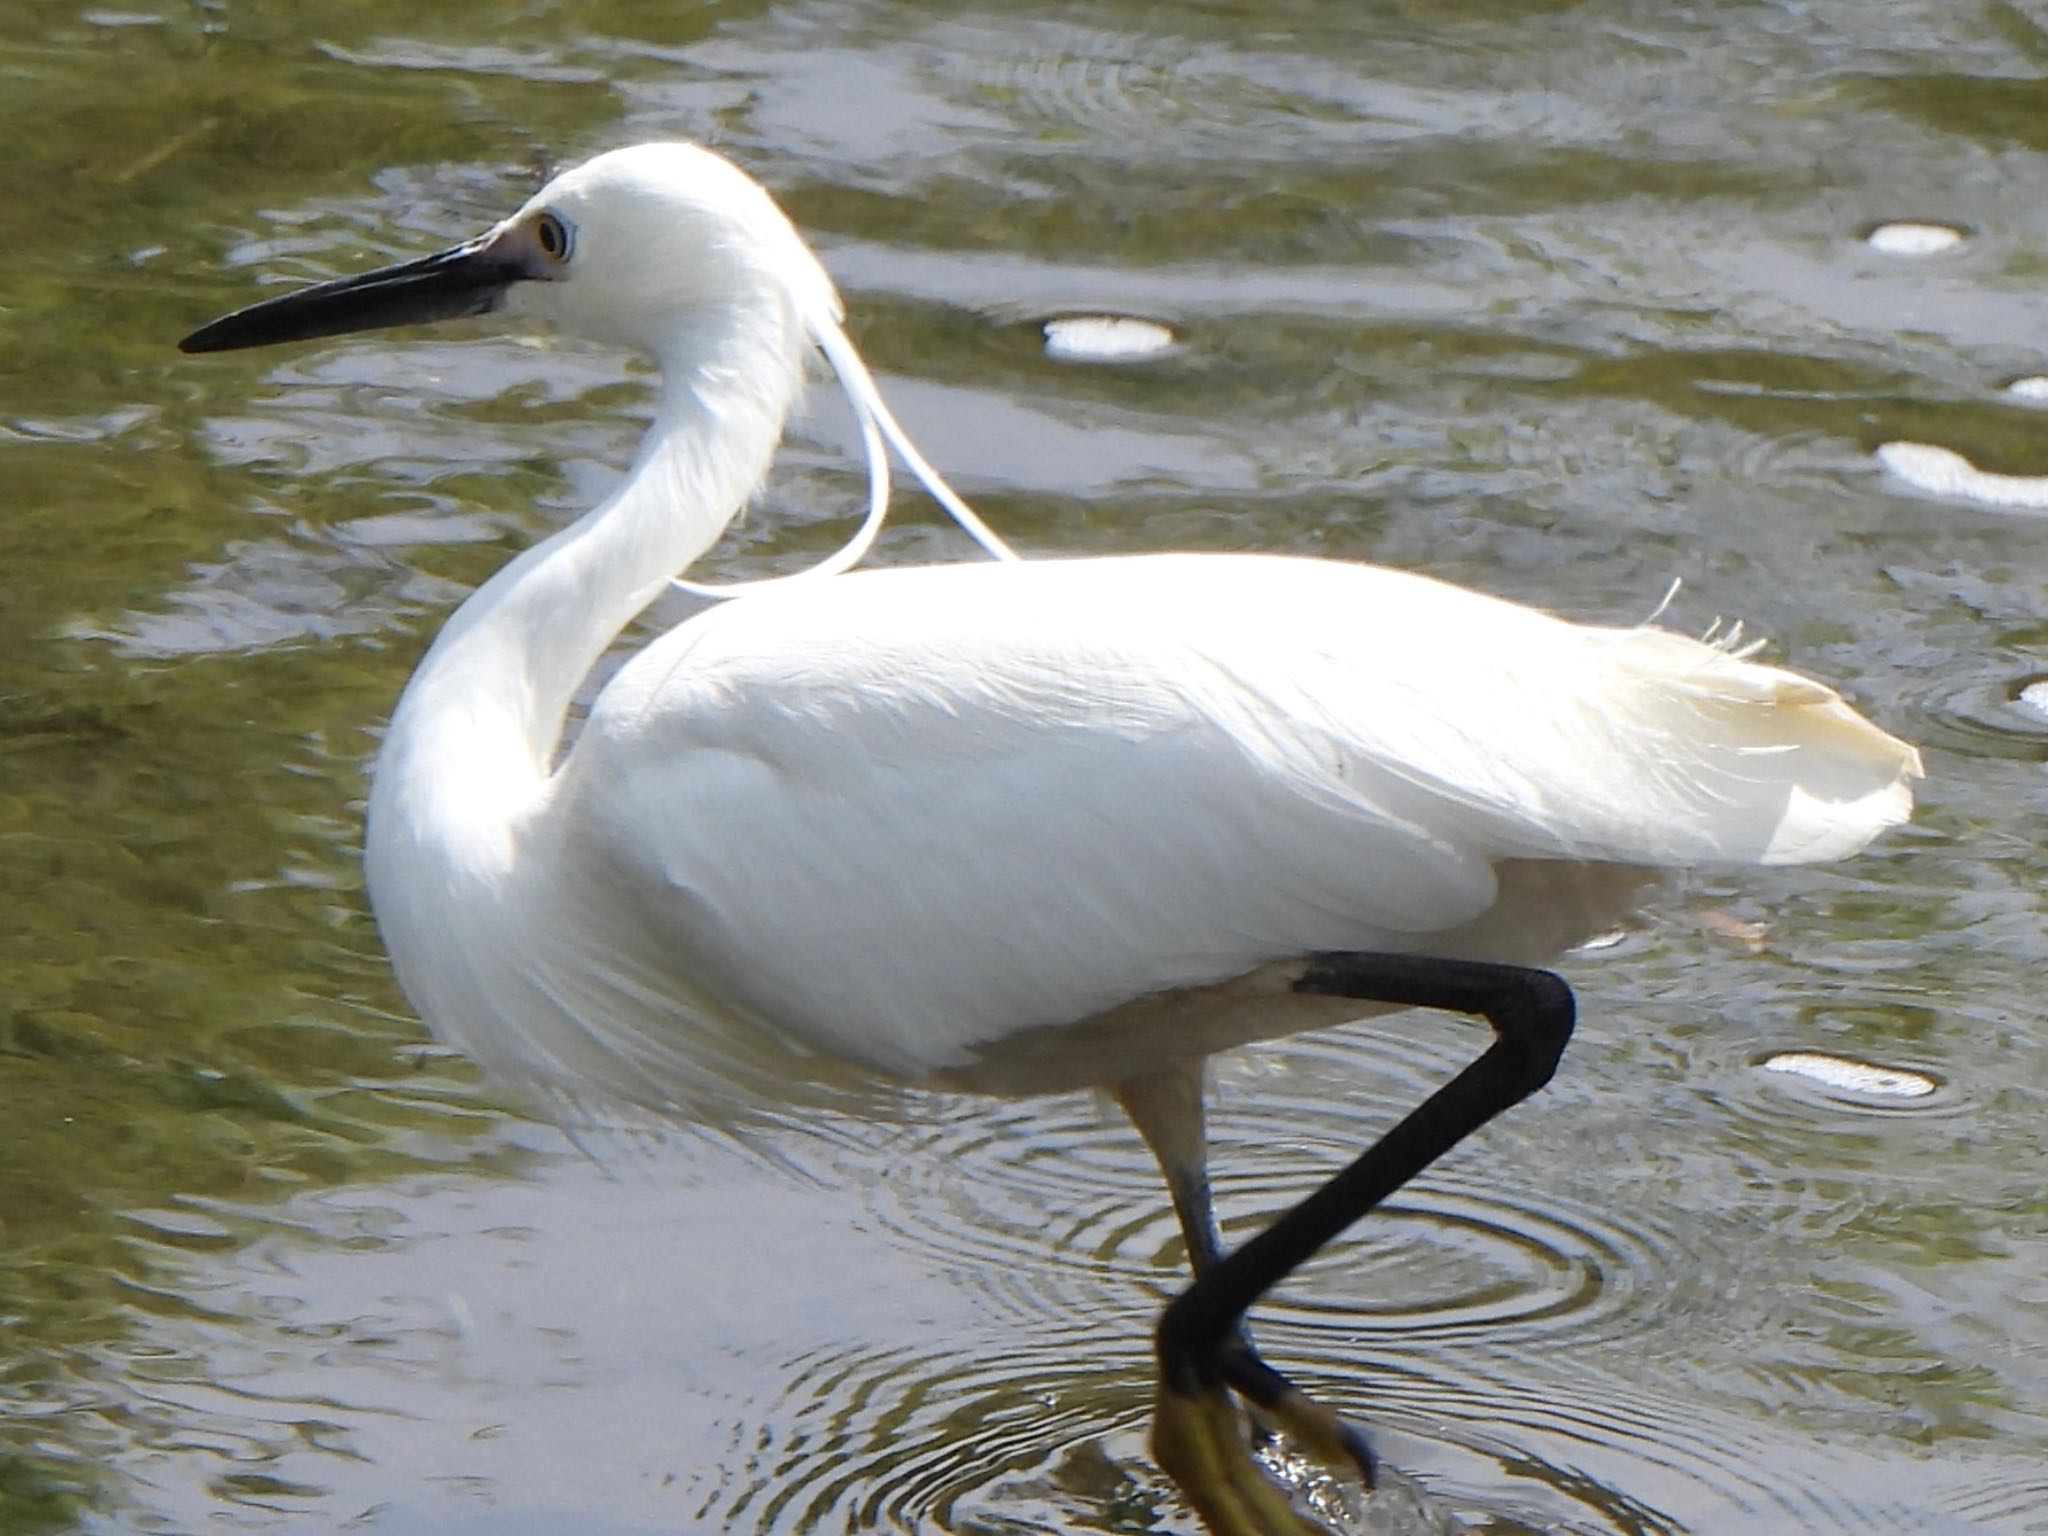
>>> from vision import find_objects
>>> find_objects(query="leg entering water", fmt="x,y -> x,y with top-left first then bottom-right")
1116,1064 -> 1377,1479
1127,954 -> 1577,1536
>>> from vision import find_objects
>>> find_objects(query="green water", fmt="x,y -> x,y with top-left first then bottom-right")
3,3 -> 2045,1533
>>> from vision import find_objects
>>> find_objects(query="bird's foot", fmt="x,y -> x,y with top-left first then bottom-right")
1219,1341 -> 1377,1487
1155,1370 -> 1333,1536
1153,1347 -> 1373,1536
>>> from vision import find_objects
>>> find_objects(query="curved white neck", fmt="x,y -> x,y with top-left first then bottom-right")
372,303 -> 809,841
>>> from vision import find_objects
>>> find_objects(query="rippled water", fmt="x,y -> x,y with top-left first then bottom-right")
4,2 -> 2046,1533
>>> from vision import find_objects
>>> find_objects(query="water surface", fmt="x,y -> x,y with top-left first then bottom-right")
3,2 -> 2045,1532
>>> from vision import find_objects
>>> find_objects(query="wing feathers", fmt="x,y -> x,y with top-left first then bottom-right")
551,553 -> 1916,1076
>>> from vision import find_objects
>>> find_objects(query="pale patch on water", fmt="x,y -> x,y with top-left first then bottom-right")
1863,221 -> 1966,255
1760,1050 -> 1939,1099
1876,441 -> 2048,512
1042,314 -> 1179,361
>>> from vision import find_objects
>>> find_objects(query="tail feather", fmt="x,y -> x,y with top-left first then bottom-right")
1604,627 -> 1920,865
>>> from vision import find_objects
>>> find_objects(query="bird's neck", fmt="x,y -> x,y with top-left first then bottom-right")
375,305 -> 810,834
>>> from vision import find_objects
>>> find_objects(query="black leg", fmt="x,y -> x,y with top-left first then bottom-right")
1155,952 -> 1576,1410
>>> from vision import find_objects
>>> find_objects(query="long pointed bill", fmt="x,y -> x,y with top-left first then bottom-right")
180,226 -> 541,354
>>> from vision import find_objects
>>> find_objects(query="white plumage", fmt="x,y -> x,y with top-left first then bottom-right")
406,550 -> 1908,1116
182,141 -> 1921,1531
217,144 -> 1914,1125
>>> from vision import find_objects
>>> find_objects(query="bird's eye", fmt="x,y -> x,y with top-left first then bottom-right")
534,211 -> 573,263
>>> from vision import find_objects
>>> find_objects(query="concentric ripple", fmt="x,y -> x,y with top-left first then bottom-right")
713,1336 -> 1146,1535
1896,659 -> 2048,760
787,987 -> 2039,1536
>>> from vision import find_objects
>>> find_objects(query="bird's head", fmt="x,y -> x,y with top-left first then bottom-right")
180,142 -> 842,360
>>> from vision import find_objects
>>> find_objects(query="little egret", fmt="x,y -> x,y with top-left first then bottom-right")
182,143 -> 1921,1535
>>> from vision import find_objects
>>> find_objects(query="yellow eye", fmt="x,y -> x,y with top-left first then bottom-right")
534,211 -> 572,262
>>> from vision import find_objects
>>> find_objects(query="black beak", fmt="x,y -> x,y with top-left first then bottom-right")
180,229 -> 539,355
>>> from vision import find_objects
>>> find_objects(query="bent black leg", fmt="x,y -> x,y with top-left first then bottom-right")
1154,953 -> 1577,1440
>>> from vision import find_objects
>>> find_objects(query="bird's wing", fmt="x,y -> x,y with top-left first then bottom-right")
557,553 -> 1916,1076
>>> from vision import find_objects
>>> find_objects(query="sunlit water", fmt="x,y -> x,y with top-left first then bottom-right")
3,2 -> 2046,1533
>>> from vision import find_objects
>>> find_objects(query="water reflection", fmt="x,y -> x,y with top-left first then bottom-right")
4,0 -> 2046,1533
86,1066 -> 2041,1536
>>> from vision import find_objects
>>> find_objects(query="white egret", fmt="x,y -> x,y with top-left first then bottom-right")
182,142 -> 1921,1536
